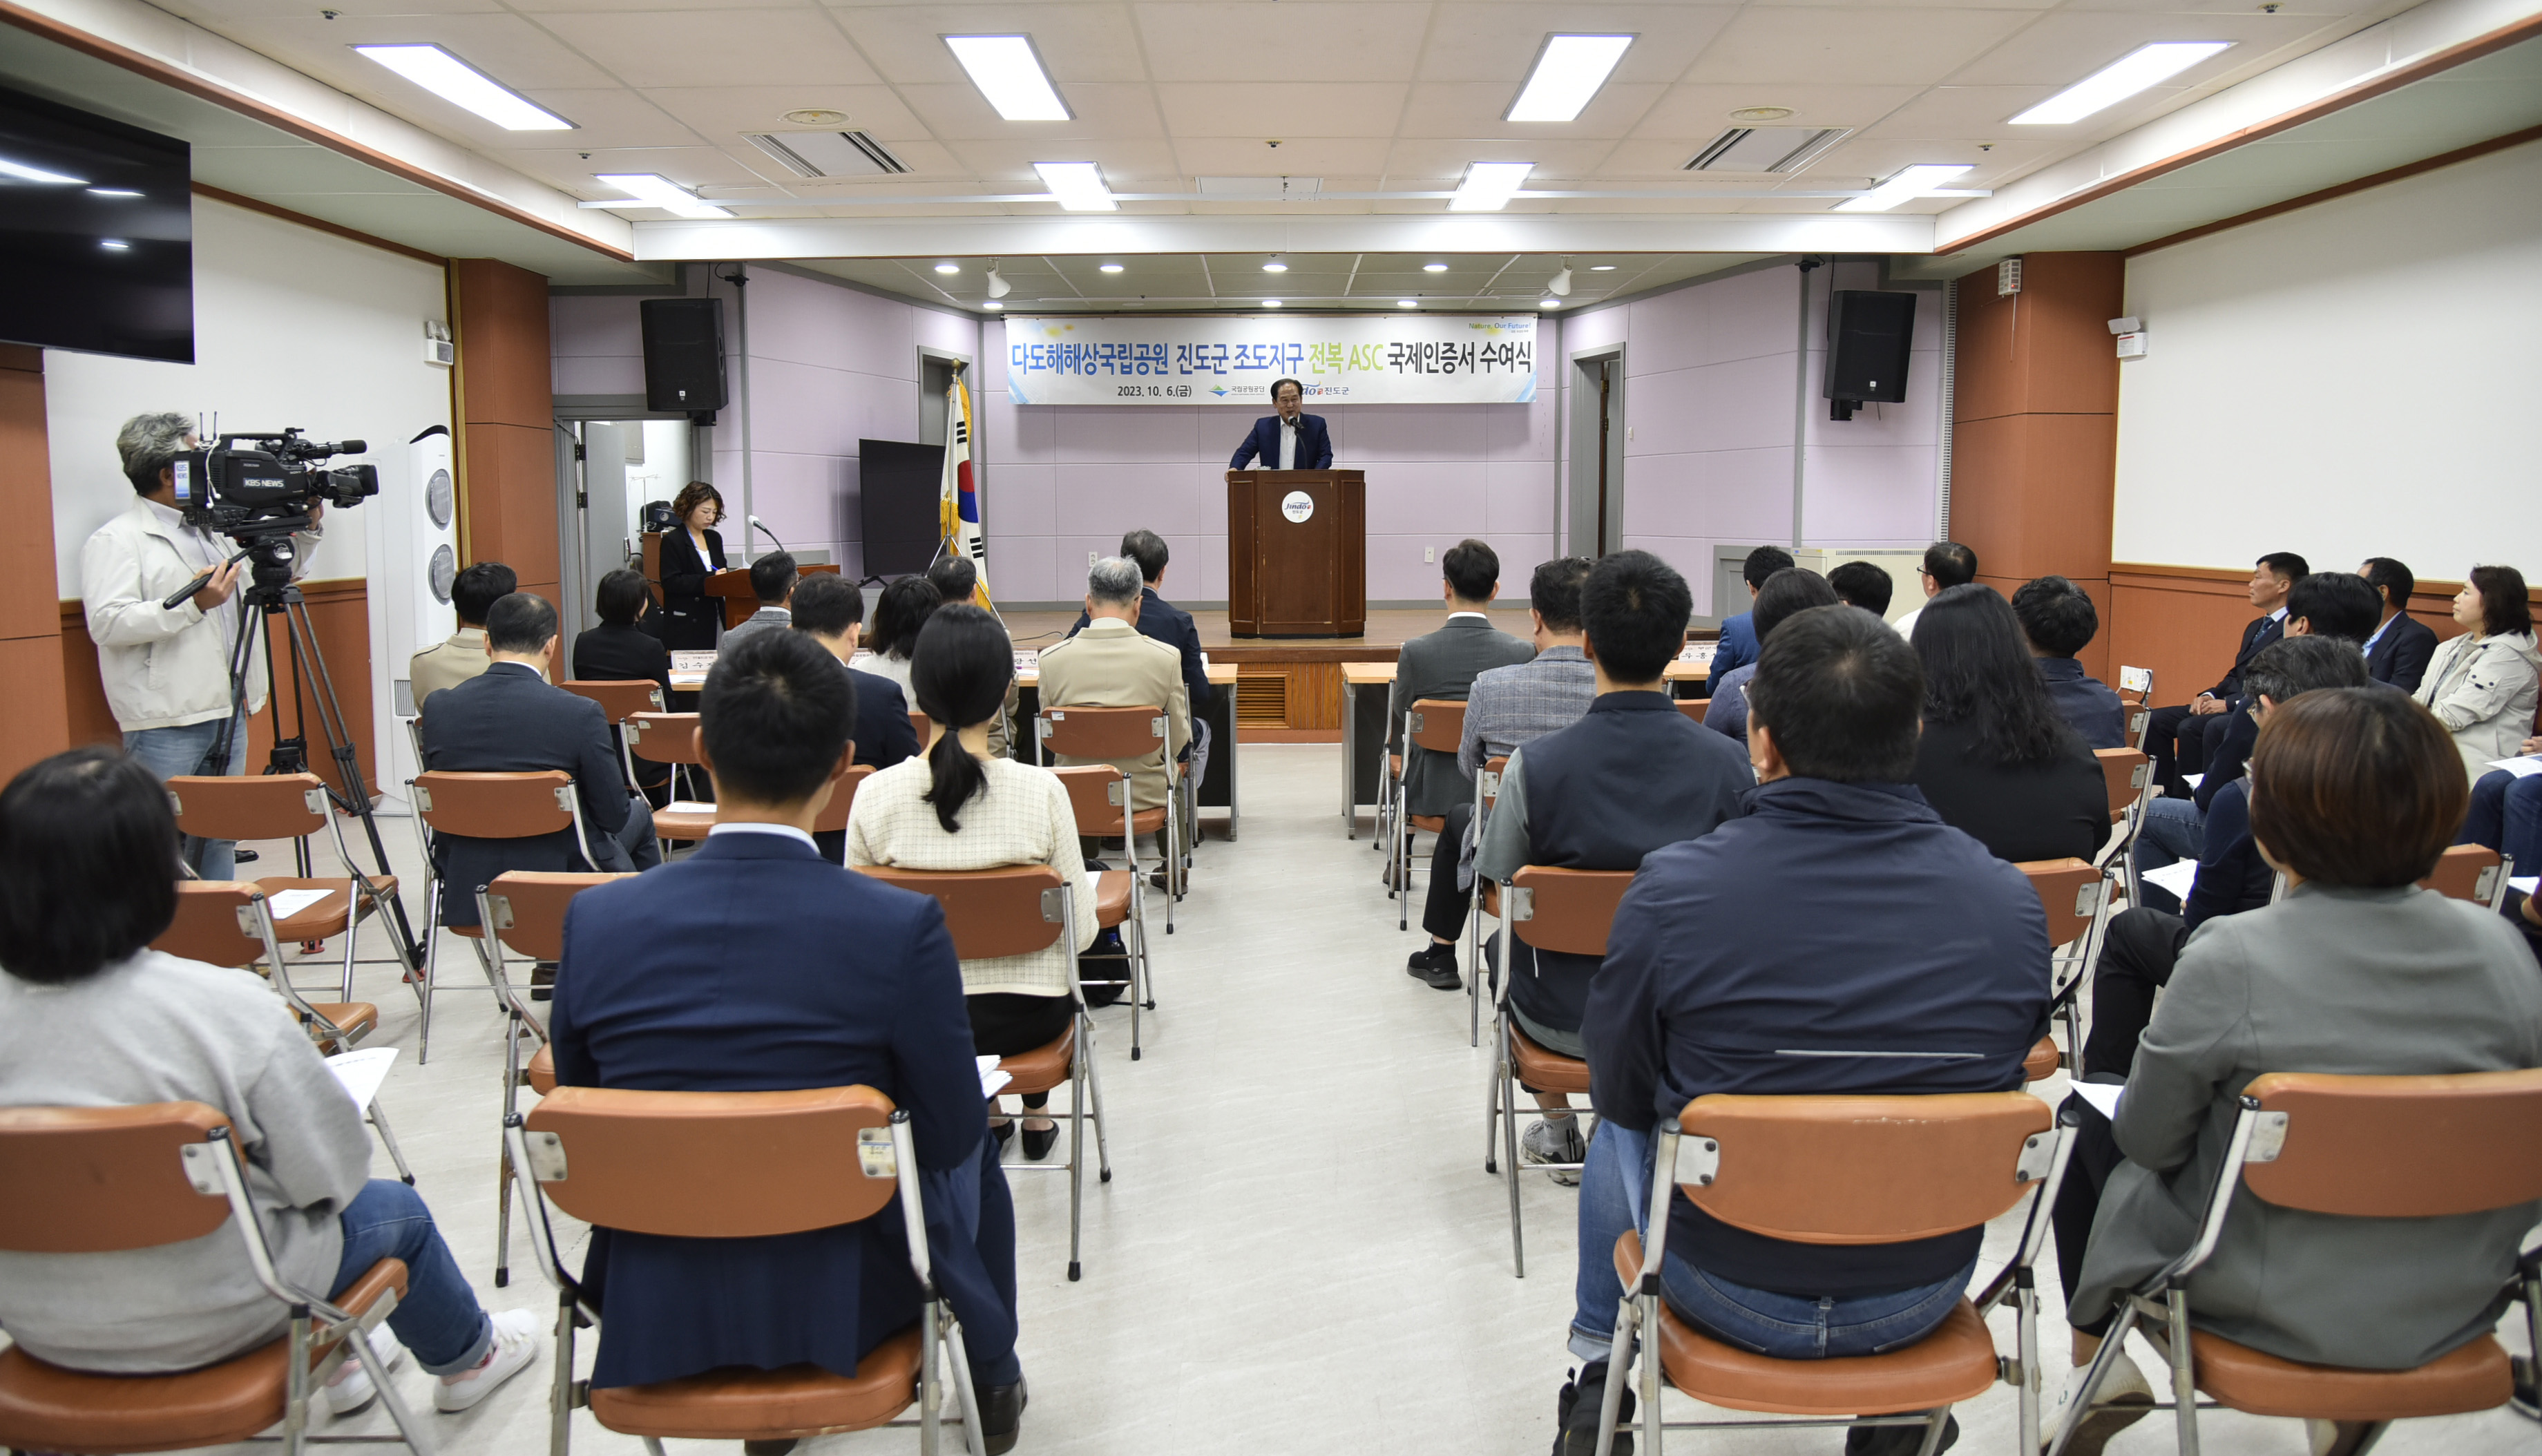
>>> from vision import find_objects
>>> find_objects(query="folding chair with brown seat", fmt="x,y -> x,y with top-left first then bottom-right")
2093,746 -> 2154,898
1464,754 -> 1509,1048
622,713 -> 714,845
1596,1092 -> 2078,1456
0,1102 -> 431,1456
2047,1069 -> 2542,1456
2020,855 -> 2112,1074
153,881 -> 414,1186
1035,705 -> 1182,925
2420,842 -> 2512,908
2117,666 -> 2156,751
1051,764 -> 1156,1059
560,680 -> 667,794
1391,698 -> 1468,930
504,1092 -> 986,1456
1484,865 -> 1633,1278
812,763 -> 877,861
1674,699 -> 1706,722
167,772 -> 414,1002
406,769 -> 591,1064
854,864 -> 1114,1281
476,871 -> 631,1288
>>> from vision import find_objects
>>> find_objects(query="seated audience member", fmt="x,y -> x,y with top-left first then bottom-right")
572,567 -> 675,796
716,550 -> 797,652
410,559 -> 515,707
2050,688 -> 2542,1456
848,605 -> 1096,1162
1701,545 -> 1795,694
1909,585 -> 2111,863
1386,539 -> 1534,877
2143,552 -> 2304,797
2188,570 -> 2383,814
418,592 -> 658,929
2011,575 -> 2125,749
553,630 -> 1028,1455
1891,539 -> 1978,640
2414,564 -> 2539,783
1070,530 -> 1214,789
929,555 -> 1018,757
1475,551 -> 1751,1174
862,576 -> 943,698
0,747 -> 541,1413
1038,559 -> 1192,881
2458,731 -> 2542,885
1703,566 -> 1837,743
1552,605 -> 2049,1455
2360,557 -> 2438,693
1827,559 -> 1894,620
1408,556 -> 1597,990
2087,637 -> 2369,1075
790,573 -> 920,771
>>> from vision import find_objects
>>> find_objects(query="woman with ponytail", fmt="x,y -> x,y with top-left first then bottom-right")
845,604 -> 1094,1160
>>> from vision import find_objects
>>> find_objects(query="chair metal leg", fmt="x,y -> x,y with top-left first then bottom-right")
1912,1408 -> 1951,1456
350,1311 -> 437,1456
1640,1290 -> 1666,1456
640,1439 -> 667,1456
1466,879 -> 1483,1048
496,1010 -> 523,1285
1083,1025 -> 1114,1183
339,912 -> 359,1002
416,891 -> 441,1065
918,1292 -> 942,1456
1483,1016 -> 1505,1174
367,1098 -> 416,1185
550,1287 -> 578,1456
283,1308 -> 311,1456
1066,1050 -> 1084,1282
2166,1290 -> 2201,1456
1501,1015 -> 1526,1277
2047,1301 -> 2143,1456
1592,1294 -> 1640,1456
939,1303 -> 988,1456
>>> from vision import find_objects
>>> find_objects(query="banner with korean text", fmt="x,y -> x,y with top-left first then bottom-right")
1004,314 -> 1538,406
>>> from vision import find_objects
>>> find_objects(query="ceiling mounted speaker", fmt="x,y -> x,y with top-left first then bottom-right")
743,131 -> 910,178
1685,126 -> 1851,173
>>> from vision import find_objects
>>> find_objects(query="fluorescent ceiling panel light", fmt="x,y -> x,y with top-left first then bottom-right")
945,35 -> 1071,122
1590,265 -> 1615,271
593,173 -> 734,219
2010,41 -> 2233,125
1833,163 -> 1972,212
1449,162 -> 1533,212
99,239 -> 129,250
1507,34 -> 1634,122
1397,299 -> 1418,309
1032,162 -> 1116,211
1422,262 -> 1448,272
87,186 -> 142,197
0,157 -> 86,184
982,300 -> 1002,309
354,44 -> 573,131
1539,298 -> 1560,308
935,262 -> 960,274
1098,262 -> 1124,273
1263,299 -> 1283,307
1261,258 -> 1288,272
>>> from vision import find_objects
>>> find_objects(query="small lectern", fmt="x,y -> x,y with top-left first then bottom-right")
1227,470 -> 1365,638
706,562 -> 839,629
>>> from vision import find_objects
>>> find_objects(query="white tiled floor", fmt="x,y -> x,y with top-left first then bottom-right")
142,745 -> 2538,1455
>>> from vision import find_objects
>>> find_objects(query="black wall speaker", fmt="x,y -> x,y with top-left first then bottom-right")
640,298 -> 727,419
1822,290 -> 1915,416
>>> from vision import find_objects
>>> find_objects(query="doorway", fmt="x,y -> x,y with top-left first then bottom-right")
554,416 -> 695,638
1567,349 -> 1625,557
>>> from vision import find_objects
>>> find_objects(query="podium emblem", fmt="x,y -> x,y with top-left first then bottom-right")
1280,490 -> 1315,524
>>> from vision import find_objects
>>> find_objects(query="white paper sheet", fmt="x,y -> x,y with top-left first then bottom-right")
2179,772 -> 2204,790
977,1054 -> 1013,1098
2139,860 -> 2198,901
2511,877 -> 2538,897
326,1047 -> 397,1111
661,801 -> 718,818
265,888 -> 332,921
2485,756 -> 2542,780
2071,1080 -> 2124,1121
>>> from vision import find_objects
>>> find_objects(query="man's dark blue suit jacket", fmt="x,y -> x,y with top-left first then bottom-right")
1228,413 -> 1332,470
417,662 -> 629,927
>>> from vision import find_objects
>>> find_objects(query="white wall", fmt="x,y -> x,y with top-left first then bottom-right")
2113,138 -> 2542,577
46,195 -> 455,761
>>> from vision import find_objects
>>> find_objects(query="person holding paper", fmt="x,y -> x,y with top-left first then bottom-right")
551,629 -> 1028,1454
2047,688 -> 2542,1455
2457,736 -> 2542,891
0,747 -> 542,1418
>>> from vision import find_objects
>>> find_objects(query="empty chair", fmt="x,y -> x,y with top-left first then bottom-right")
559,678 -> 666,792
622,712 -> 714,843
1037,705 -> 1184,915
166,771 -> 414,1001
1051,764 -> 1157,1057
405,768 -> 588,1063
2420,841 -> 2510,908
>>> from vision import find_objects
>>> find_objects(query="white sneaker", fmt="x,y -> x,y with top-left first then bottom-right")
1522,1118 -> 1587,1185
2043,1348 -> 2154,1455
322,1322 -> 405,1417
434,1308 -> 542,1413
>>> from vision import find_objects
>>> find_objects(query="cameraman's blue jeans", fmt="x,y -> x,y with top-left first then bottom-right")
126,709 -> 249,879
1570,1122 -> 1975,1364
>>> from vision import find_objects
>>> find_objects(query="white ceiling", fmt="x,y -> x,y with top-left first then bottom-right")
796,250 -> 1768,309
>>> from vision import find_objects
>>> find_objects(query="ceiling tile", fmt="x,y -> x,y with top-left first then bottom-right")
1153,83 -> 1410,137
1630,82 -> 1929,137
536,10 -> 886,88
1413,6 -> 1741,82
1681,9 -> 2038,86
1943,10 -> 2273,85
642,84 -> 928,140
939,137 -> 1183,185
233,12 -> 624,89
1378,137 -> 1622,180
1392,82 -> 1670,138
899,81 -> 1167,142
1167,138 -> 1395,175
1131,3 -> 1433,82
830,4 -> 1152,84
513,88 -> 708,147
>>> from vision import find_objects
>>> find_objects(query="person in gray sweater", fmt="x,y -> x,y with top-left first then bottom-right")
2047,689 -> 2542,1456
0,747 -> 541,1419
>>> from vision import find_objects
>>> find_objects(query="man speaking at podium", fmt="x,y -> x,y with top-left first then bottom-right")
1227,378 -> 1332,472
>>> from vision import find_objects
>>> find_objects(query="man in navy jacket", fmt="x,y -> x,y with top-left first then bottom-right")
1551,604 -> 2049,1456
2013,575 -> 2127,749
550,630 -> 1026,1453
2360,557 -> 2438,693
1226,377 -> 1332,470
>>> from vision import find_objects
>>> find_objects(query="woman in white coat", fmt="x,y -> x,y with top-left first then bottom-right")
2414,565 -> 2539,783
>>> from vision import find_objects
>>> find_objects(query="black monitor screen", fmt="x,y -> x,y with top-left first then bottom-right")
0,86 -> 191,363
859,439 -> 944,578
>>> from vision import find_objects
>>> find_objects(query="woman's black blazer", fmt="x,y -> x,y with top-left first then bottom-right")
656,528 -> 725,651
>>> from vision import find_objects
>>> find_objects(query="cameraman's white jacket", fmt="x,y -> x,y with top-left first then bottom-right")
79,499 -> 315,733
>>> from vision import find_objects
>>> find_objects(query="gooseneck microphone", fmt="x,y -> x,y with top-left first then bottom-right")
748,515 -> 787,552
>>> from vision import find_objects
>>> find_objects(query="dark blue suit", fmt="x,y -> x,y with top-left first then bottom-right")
551,830 -> 1019,1390
1069,585 -> 1212,711
847,664 -> 921,770
417,662 -> 631,927
1229,413 -> 1332,470
2366,613 -> 2438,694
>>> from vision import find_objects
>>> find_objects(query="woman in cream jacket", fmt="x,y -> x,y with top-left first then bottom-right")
2414,565 -> 2539,783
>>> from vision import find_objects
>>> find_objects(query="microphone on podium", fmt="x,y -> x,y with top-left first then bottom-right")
749,515 -> 787,551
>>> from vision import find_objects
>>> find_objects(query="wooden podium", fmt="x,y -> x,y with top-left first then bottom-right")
1229,470 -> 1365,638
705,562 -> 840,629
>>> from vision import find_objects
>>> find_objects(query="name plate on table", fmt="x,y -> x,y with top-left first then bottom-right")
1014,649 -> 1040,675
672,651 -> 716,673
1678,643 -> 1717,664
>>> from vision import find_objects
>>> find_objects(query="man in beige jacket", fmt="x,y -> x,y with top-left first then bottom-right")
1036,557 -> 1192,870
409,561 -> 515,707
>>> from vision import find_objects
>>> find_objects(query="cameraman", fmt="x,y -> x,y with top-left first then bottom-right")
79,412 -> 323,879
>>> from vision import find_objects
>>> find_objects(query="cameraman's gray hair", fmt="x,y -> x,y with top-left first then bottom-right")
1087,555 -> 1143,606
116,412 -> 195,495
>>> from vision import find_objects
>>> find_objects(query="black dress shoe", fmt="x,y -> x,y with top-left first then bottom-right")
742,1441 -> 799,1455
1844,1413 -> 1958,1456
1554,1360 -> 1633,1456
1021,1120 -> 1058,1160
232,848 -> 260,864
976,1376 -> 1027,1455
1406,943 -> 1460,991
989,1118 -> 1015,1151
529,962 -> 556,1002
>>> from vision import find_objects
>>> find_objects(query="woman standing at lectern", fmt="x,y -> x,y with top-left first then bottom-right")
655,481 -> 727,651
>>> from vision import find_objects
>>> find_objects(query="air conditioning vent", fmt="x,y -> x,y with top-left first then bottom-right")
743,131 -> 912,179
1683,127 -> 1851,174
1234,673 -> 1289,727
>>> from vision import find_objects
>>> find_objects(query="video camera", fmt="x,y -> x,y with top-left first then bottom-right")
173,429 -> 379,541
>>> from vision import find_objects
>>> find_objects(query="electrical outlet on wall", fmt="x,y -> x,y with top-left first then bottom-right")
1424,546 -> 1435,562
1089,551 -> 1098,566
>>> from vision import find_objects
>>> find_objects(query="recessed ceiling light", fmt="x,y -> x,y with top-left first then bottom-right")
1507,34 -> 1634,123
1397,298 -> 1418,309
1449,162 -> 1533,212
1539,298 -> 1560,309
593,173 -> 734,220
1263,298 -> 1283,307
88,187 -> 143,198
1262,258 -> 1288,273
99,238 -> 129,250
1728,106 -> 1793,123
1422,262 -> 1449,272
1098,262 -> 1124,273
982,300 -> 1003,309
783,108 -> 848,126
354,44 -> 573,131
0,157 -> 86,184
1031,161 -> 1116,211
2010,41 -> 2233,126
1833,163 -> 1973,213
945,35 -> 1071,122
934,262 -> 960,274
1590,265 -> 1616,271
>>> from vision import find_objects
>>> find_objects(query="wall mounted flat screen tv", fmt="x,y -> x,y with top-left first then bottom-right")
0,86 -> 192,363
859,439 -> 944,578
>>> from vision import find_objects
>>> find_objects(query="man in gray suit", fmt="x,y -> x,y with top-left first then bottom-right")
1386,539 -> 1533,892
716,552 -> 796,653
